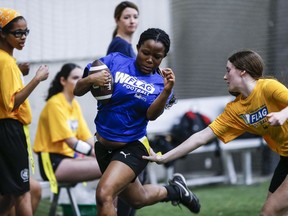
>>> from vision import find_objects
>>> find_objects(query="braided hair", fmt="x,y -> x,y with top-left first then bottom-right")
137,28 -> 170,56
45,63 -> 81,101
137,28 -> 175,108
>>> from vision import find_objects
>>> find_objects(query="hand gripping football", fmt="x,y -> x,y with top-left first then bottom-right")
89,59 -> 113,104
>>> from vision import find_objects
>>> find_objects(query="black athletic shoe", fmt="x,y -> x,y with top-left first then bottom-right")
168,173 -> 201,214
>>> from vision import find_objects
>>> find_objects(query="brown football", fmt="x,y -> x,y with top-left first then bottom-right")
88,59 -> 113,104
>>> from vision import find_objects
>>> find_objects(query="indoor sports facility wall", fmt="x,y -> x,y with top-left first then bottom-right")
1,0 -> 170,63
170,0 -> 288,98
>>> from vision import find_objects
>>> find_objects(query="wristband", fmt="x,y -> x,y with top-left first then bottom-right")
73,140 -> 92,155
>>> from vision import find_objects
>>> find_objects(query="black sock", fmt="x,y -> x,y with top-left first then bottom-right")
162,185 -> 180,202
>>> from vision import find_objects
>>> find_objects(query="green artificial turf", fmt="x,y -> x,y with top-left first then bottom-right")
137,181 -> 269,216
35,180 -> 269,216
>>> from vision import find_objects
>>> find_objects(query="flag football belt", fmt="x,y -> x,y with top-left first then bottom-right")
138,136 -> 162,156
41,152 -> 58,193
23,125 -> 35,174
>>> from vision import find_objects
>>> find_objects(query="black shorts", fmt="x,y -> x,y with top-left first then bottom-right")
269,155 -> 288,193
95,140 -> 149,181
38,153 -> 72,181
0,119 -> 30,195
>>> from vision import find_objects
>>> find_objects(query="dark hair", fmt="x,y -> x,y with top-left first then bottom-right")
46,63 -> 81,101
165,94 -> 177,109
1,16 -> 25,33
137,28 -> 170,57
228,50 -> 264,79
112,1 -> 139,38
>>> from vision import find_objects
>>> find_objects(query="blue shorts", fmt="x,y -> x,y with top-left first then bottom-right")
95,140 -> 149,181
0,119 -> 30,195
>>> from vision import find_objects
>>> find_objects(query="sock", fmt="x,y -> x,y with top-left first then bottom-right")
162,185 -> 180,202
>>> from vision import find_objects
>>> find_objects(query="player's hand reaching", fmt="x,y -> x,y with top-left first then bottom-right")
142,148 -> 164,164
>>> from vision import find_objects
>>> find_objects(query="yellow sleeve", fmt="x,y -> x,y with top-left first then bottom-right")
263,79 -> 288,104
210,103 -> 245,143
0,62 -> 21,112
46,101 -> 75,142
74,102 -> 92,141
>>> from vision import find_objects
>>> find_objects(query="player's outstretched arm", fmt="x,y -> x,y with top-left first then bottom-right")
143,127 -> 216,164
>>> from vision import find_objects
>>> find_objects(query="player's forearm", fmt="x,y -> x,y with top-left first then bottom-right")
161,134 -> 204,163
74,78 -> 91,96
13,76 -> 41,110
147,89 -> 171,120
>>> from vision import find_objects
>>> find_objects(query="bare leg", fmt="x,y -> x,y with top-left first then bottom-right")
96,161 -> 167,216
55,157 -> 101,183
7,178 -> 41,216
14,192 -> 33,216
30,178 -> 42,214
0,195 -> 14,216
260,177 -> 288,216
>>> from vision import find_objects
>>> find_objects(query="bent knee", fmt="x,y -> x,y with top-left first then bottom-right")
96,186 -> 114,205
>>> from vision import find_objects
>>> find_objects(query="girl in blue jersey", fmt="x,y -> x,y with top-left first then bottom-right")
144,50 -> 288,215
74,28 -> 200,216
106,2 -> 145,215
106,1 -> 139,58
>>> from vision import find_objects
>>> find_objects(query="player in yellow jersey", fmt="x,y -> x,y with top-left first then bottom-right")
33,63 -> 101,185
144,49 -> 288,215
0,8 -> 49,216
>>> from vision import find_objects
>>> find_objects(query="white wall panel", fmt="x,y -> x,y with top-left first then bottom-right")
1,0 -> 171,62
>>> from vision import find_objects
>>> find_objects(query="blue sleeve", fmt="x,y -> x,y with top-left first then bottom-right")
83,53 -> 116,78
82,63 -> 91,78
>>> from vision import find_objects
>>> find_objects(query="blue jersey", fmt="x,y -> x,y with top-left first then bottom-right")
106,37 -> 136,58
84,52 -> 170,142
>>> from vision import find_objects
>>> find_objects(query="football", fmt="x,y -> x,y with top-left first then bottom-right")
88,59 -> 113,104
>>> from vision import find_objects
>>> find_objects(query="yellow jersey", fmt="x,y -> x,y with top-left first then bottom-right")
210,79 -> 288,156
33,92 -> 92,157
0,49 -> 32,124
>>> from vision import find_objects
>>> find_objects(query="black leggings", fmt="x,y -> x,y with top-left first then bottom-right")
269,156 -> 288,193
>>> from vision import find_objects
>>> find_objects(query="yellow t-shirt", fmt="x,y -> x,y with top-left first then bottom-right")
210,79 -> 288,156
0,49 -> 32,124
33,93 -> 92,157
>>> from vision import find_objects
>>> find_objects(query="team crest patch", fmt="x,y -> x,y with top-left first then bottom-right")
20,168 -> 29,182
